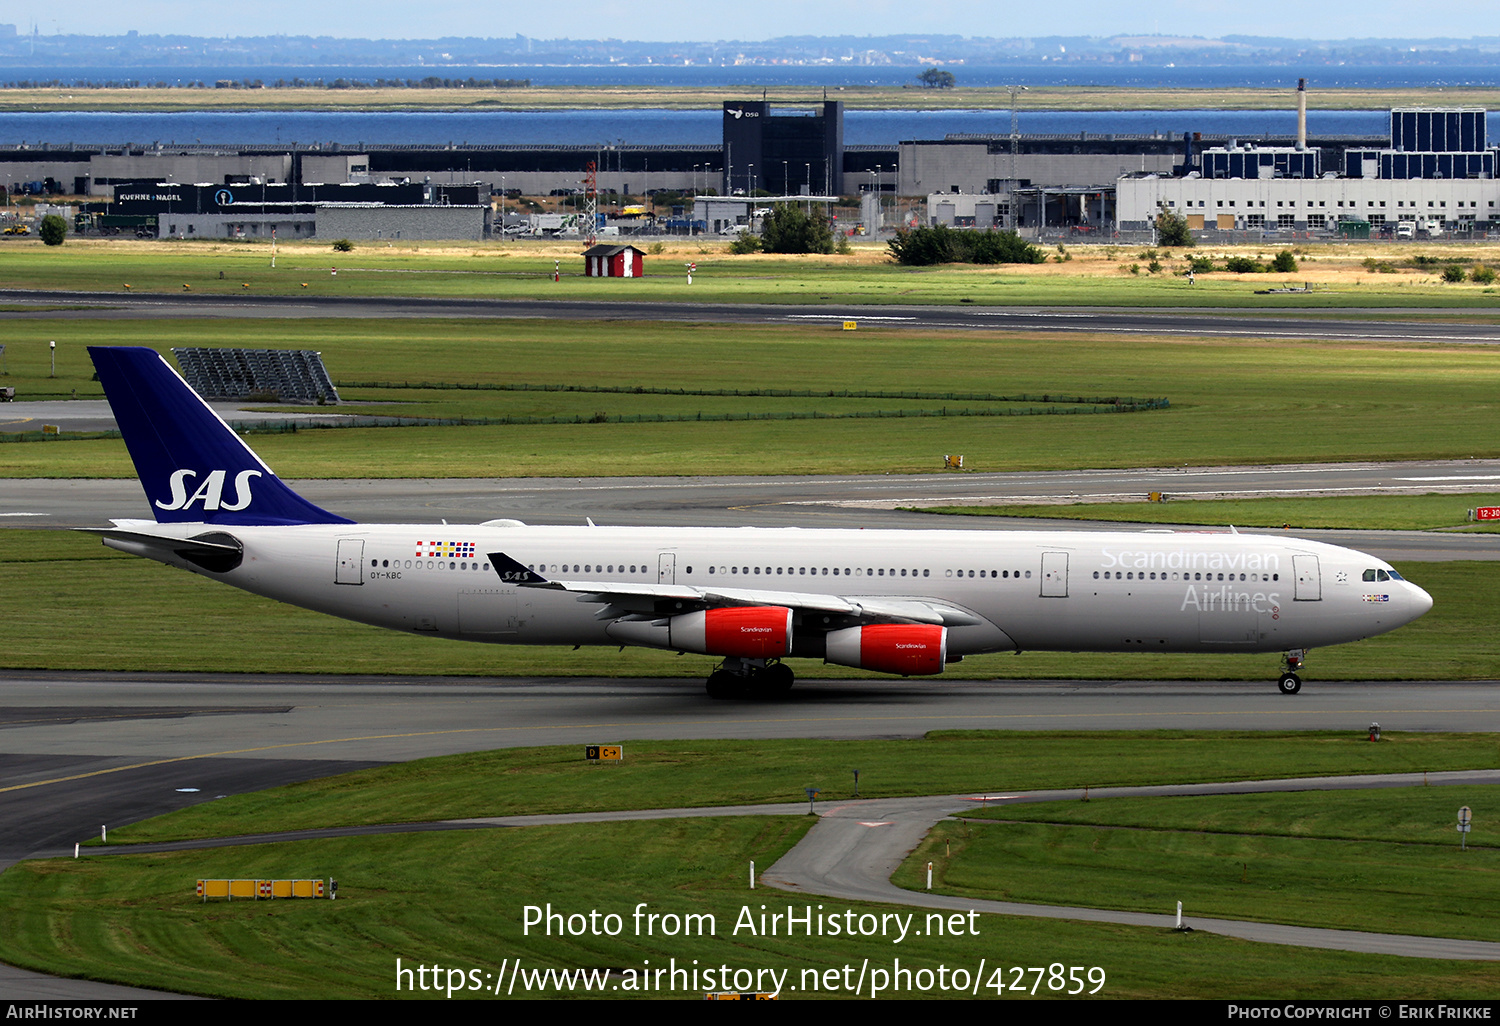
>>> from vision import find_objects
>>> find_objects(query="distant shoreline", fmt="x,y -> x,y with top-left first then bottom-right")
2,84 -> 1497,114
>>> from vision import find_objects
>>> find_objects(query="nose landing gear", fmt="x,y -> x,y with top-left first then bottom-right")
1277,649 -> 1306,695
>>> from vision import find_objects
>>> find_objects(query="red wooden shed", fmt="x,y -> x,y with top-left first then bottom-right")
582,244 -> 645,278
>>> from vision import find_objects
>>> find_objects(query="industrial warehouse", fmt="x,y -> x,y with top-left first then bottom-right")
0,92 -> 1493,241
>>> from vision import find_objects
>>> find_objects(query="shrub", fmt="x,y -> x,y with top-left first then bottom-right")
1224,256 -> 1266,273
1146,259 -> 1162,275
1155,209 -> 1194,247
1471,263 -> 1496,285
727,232 -> 762,255
1270,250 -> 1298,273
1187,256 -> 1218,274
1442,264 -> 1468,283
887,225 -> 1043,266
39,214 -> 67,246
759,204 -> 834,254
331,238 -> 354,252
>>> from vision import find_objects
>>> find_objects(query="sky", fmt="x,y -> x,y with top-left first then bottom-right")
21,2 -> 1500,45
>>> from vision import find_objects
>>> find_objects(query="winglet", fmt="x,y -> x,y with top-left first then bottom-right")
89,347 -> 352,527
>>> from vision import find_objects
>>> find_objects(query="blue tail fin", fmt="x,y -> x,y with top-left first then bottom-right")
90,346 -> 353,526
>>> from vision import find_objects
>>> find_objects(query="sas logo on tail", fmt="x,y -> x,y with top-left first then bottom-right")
156,469 -> 262,512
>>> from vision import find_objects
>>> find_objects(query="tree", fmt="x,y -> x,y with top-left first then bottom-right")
39,214 -> 67,247
1270,250 -> 1298,273
1155,209 -> 1194,248
887,225 -> 1044,266
917,67 -> 956,90
759,204 -> 834,255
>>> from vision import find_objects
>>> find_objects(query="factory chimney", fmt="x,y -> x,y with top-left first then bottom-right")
1296,78 -> 1307,151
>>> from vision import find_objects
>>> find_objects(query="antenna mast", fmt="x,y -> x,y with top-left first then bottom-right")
584,160 -> 598,247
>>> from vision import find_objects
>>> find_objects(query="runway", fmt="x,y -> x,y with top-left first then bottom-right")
4,289 -> 1500,344
9,461 -> 1500,563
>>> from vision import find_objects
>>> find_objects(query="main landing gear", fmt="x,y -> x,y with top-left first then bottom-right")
705,657 -> 796,699
1277,649 -> 1307,695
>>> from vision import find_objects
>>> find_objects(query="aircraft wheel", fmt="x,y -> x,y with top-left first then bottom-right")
705,669 -> 738,699
762,662 -> 796,695
1277,673 -> 1302,696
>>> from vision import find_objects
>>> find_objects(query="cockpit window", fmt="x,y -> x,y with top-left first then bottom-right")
1363,569 -> 1378,581
1386,568 -> 1404,581
1377,569 -> 1391,582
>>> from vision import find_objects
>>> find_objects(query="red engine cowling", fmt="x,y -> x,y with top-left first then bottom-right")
824,624 -> 947,676
671,606 -> 793,659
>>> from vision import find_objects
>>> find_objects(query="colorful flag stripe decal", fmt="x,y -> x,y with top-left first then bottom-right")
416,541 -> 477,558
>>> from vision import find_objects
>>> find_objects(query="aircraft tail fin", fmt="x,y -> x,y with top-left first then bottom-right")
89,346 -> 353,526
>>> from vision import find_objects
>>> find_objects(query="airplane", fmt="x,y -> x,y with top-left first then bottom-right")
87,345 -> 1433,698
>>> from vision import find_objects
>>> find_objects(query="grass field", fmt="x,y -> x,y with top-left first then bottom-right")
11,820 -> 1498,999
0,530 -> 1490,679
95,731 -> 1500,844
3,732 -> 1497,999
900,784 -> 1500,941
5,315 -> 1500,479
4,84 -> 1500,112
5,238 -> 1500,309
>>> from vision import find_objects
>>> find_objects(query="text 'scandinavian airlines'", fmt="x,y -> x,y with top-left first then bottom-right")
88,347 -> 1432,696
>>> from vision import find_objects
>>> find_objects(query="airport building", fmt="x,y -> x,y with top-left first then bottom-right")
113,180 -> 486,240
721,100 -> 845,197
1115,108 -> 1499,234
3,99 -> 1492,240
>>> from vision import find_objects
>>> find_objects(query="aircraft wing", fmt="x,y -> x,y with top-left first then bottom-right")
488,552 -> 983,626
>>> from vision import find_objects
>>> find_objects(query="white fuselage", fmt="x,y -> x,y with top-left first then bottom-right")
111,521 -> 1432,662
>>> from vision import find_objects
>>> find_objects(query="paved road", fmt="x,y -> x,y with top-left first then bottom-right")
4,290 -> 1500,344
761,777 -> 1500,962
1,399 -> 369,433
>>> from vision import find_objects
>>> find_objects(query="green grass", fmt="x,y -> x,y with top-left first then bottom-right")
7,317 -> 1500,478
919,494 -> 1500,533
898,786 -> 1500,941
0,530 -> 1492,679
9,819 -> 1499,999
6,244 -> 1500,308
95,731 -> 1500,846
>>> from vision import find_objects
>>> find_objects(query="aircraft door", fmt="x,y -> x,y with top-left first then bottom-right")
658,553 -> 676,585
1293,555 -> 1322,601
336,538 -> 364,585
1040,552 -> 1069,598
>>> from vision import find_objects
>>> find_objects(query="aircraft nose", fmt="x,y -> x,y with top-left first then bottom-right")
1407,583 -> 1434,622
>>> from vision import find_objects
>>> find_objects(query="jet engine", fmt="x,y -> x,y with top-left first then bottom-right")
824,624 -> 947,675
